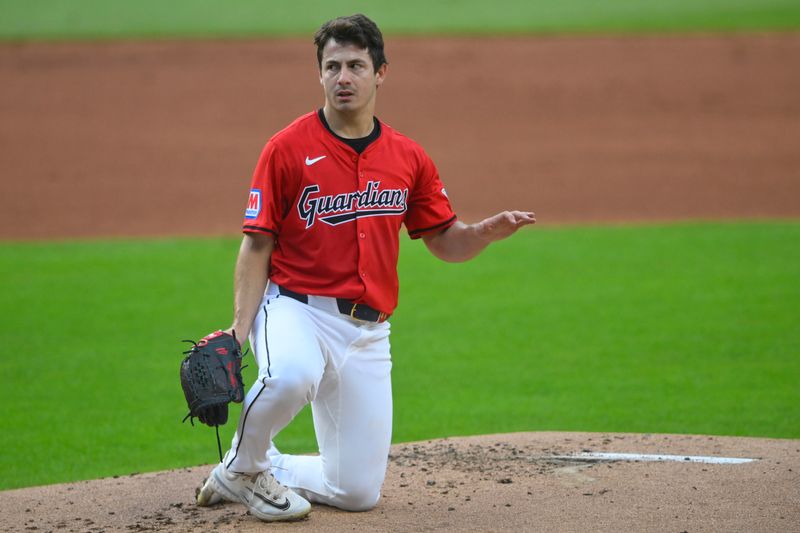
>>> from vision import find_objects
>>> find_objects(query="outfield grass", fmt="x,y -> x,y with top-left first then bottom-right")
1,0 -> 799,41
0,222 -> 798,490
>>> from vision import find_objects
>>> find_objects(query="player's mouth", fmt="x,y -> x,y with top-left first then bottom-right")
336,90 -> 354,101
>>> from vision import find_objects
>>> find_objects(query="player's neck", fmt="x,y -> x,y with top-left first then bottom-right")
322,105 -> 376,139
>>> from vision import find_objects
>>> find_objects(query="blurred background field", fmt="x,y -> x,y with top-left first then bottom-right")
2,0 -> 800,40
1,0 -> 798,491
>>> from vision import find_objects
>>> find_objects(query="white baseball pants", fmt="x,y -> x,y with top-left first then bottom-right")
224,282 -> 393,511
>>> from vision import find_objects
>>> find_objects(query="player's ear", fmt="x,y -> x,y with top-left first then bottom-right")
375,63 -> 388,88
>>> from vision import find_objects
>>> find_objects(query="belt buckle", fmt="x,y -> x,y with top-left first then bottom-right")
349,303 -> 359,319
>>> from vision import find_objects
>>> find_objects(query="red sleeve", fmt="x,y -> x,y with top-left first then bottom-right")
405,150 -> 457,239
242,140 -> 287,236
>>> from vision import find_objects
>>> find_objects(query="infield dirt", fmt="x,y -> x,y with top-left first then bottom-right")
1,33 -> 799,239
1,33 -> 799,532
2,432 -> 798,532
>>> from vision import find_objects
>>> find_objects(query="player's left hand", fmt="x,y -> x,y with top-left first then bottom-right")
475,210 -> 536,242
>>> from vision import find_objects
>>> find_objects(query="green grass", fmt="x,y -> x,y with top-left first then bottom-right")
0,222 -> 798,490
1,0 -> 799,41
393,222 -> 800,440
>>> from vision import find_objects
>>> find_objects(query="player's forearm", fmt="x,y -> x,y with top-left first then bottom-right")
423,211 -> 536,263
230,233 -> 275,343
423,221 -> 491,263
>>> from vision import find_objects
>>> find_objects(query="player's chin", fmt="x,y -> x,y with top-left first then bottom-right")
331,100 -> 360,113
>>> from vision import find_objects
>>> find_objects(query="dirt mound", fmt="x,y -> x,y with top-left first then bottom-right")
2,432 -> 797,532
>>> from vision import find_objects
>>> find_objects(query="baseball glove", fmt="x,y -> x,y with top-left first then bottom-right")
180,330 -> 245,427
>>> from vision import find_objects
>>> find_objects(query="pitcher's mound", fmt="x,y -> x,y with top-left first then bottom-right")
2,432 -> 797,532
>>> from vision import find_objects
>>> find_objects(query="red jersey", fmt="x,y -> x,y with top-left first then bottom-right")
242,111 -> 456,315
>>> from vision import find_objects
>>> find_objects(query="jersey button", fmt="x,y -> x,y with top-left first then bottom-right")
359,232 -> 366,239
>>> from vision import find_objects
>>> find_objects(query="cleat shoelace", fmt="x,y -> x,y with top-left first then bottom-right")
257,472 -> 287,500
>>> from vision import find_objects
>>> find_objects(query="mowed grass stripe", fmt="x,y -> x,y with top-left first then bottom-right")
1,0 -> 800,41
0,221 -> 797,490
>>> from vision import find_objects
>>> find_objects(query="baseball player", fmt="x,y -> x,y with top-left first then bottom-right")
196,14 -> 535,521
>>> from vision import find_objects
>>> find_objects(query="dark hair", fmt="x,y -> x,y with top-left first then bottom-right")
314,14 -> 387,72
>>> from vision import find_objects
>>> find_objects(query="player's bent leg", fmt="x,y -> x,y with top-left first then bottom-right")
225,294 -> 326,474
272,317 -> 393,512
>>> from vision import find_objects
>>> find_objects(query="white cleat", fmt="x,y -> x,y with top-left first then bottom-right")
208,463 -> 311,522
196,473 -> 228,507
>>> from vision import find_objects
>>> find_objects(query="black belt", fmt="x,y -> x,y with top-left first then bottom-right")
278,286 -> 389,323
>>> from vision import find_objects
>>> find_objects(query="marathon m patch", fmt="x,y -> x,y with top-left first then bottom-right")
245,189 -> 262,219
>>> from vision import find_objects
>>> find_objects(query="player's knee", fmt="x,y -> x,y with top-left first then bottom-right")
332,480 -> 382,511
263,371 -> 318,404
335,490 -> 380,512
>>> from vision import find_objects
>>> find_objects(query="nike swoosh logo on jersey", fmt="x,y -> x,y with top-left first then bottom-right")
305,155 -> 326,166
254,492 -> 292,510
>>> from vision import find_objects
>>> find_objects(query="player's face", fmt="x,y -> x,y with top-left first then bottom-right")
319,39 -> 386,115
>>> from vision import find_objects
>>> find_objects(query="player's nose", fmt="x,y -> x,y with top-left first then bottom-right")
337,66 -> 353,85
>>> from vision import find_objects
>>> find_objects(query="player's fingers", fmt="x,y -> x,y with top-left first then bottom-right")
510,211 -> 536,224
